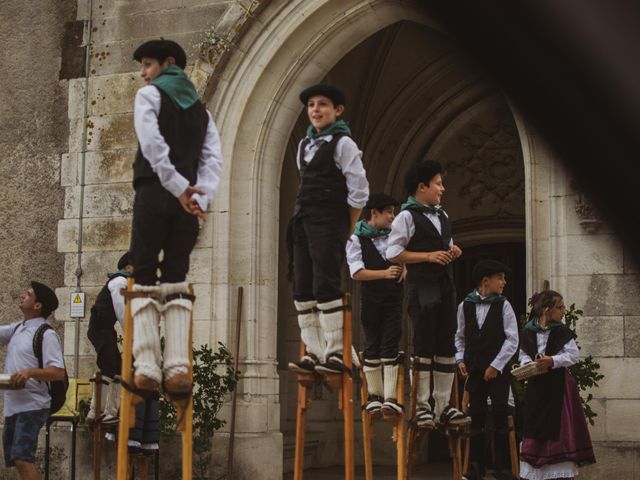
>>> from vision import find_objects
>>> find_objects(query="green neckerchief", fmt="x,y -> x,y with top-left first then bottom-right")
151,65 -> 199,109
400,196 -> 442,215
306,119 -> 351,140
524,317 -> 563,333
354,219 -> 390,239
464,290 -> 505,304
107,269 -> 132,280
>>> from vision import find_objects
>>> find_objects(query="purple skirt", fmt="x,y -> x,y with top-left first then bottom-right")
520,370 -> 596,467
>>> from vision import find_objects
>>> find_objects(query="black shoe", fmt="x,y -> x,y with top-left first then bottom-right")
381,399 -> 404,417
411,407 -> 435,429
288,354 -> 319,373
364,395 -> 383,414
439,405 -> 470,426
315,354 -> 346,374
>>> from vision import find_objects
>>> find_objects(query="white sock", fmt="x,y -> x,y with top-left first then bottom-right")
88,376 -> 110,419
131,293 -> 162,384
363,359 -> 383,398
383,358 -> 399,401
318,298 -> 343,359
163,297 -> 193,379
433,356 -> 457,416
413,357 -> 432,410
159,281 -> 190,300
295,300 -> 324,361
104,381 -> 120,418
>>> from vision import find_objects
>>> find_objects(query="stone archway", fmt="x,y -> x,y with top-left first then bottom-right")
199,0 -> 544,477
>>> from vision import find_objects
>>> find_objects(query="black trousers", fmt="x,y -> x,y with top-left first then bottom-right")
130,181 -> 199,286
467,369 -> 511,471
290,213 -> 349,303
130,396 -> 160,446
87,324 -> 121,379
361,296 -> 402,360
407,281 -> 457,358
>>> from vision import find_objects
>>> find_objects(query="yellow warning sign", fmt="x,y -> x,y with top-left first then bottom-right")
70,292 -> 85,318
73,295 -> 82,303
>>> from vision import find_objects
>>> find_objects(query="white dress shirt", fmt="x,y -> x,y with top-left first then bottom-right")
454,295 -> 519,373
0,318 -> 65,417
385,208 -> 454,260
345,234 -> 390,277
519,331 -> 580,369
296,135 -> 369,208
134,85 -> 224,212
107,275 -> 128,327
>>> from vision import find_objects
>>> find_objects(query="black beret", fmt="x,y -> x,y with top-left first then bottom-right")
365,193 -> 399,211
133,39 -> 187,69
472,260 -> 512,286
30,281 -> 59,317
117,252 -> 131,270
299,84 -> 346,107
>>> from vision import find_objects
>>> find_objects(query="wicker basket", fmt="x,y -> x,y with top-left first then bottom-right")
511,354 -> 548,381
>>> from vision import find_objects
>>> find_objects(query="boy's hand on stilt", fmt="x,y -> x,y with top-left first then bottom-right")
449,244 -> 462,259
458,362 -> 468,378
483,366 -> 499,381
10,369 -> 32,388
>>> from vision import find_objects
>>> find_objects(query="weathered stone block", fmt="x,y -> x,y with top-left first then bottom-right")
564,274 -> 640,316
58,217 -> 132,253
566,233 -> 624,275
579,442 -> 638,480
575,316 -> 624,357
87,72 -> 139,116
590,358 -> 640,400
64,183 -> 134,218
625,316 -> 640,357
606,400 -> 640,441
85,113 -> 137,152
84,150 -> 135,185
63,250 -> 131,287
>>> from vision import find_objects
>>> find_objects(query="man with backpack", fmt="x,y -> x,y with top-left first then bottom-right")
0,281 -> 65,480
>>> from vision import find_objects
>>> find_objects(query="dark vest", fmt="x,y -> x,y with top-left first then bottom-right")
463,300 -> 506,373
88,274 -> 128,332
133,87 -> 209,189
294,135 -> 349,221
357,235 -> 403,302
404,207 -> 453,286
520,324 -> 577,440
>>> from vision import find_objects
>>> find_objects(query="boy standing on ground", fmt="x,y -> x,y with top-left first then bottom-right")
387,160 -> 466,427
1,282 -> 64,480
346,193 -> 404,416
288,84 -> 369,374
129,39 -> 223,398
456,260 -> 518,480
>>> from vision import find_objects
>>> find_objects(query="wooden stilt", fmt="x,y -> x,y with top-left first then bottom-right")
395,356 -> 406,480
293,342 -> 314,480
117,278 -> 136,480
342,294 -> 355,480
508,415 -> 519,478
405,358 -> 424,480
358,353 -> 375,480
92,371 -> 103,480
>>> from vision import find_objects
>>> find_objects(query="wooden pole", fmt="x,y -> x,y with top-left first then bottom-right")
293,342 -> 310,480
342,294 -> 355,480
396,358 -> 406,480
93,371 -> 102,480
508,415 -> 519,478
180,284 -> 195,480
117,278 -> 136,480
405,360 -> 419,480
226,286 -> 244,479
359,353 -> 374,480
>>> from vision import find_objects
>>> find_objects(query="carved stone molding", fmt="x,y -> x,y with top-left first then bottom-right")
571,180 -> 602,234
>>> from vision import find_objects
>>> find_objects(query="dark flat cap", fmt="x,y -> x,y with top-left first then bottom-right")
133,39 -> 187,69
299,84 -> 346,107
472,260 -> 512,286
30,281 -> 59,318
365,193 -> 399,211
117,252 -> 131,270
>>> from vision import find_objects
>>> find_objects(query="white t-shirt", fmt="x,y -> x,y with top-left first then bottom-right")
0,317 -> 65,417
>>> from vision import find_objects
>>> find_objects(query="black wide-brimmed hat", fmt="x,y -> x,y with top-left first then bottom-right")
299,84 -> 346,107
30,281 -> 59,317
472,260 -> 512,286
117,252 -> 131,270
133,39 -> 187,69
365,193 -> 399,211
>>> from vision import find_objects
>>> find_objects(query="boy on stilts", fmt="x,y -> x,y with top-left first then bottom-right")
346,193 -> 404,415
456,260 -> 519,480
387,160 -> 466,428
287,84 -> 369,374
129,39 -> 223,399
